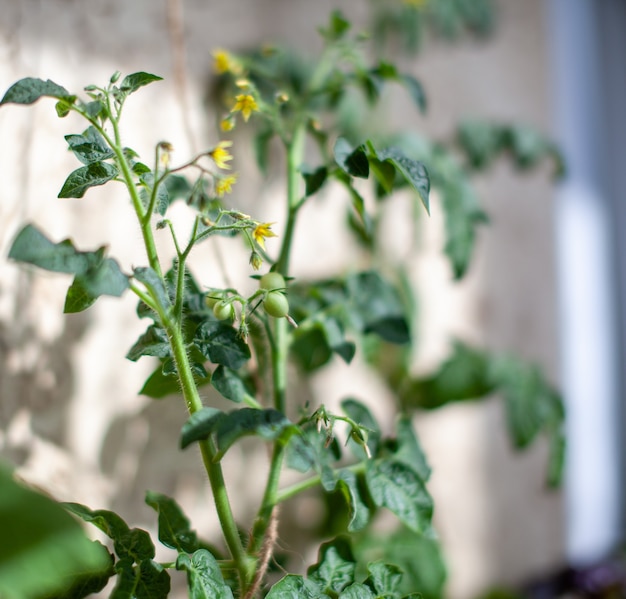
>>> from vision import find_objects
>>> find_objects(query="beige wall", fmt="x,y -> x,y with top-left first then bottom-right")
0,1 -> 563,597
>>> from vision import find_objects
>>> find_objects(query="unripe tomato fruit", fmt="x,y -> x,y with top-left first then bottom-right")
259,272 -> 285,291
263,291 -> 289,318
205,290 -> 224,309
213,300 -> 234,321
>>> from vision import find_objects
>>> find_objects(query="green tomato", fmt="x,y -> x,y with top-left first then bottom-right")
263,291 -> 289,318
205,290 -> 224,309
213,299 -> 234,321
259,272 -> 286,291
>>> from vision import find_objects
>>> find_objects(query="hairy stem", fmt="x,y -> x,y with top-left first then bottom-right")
95,113 -> 163,278
168,324 -> 251,588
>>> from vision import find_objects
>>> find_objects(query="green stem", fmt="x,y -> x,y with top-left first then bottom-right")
271,317 -> 288,414
275,124 -> 306,275
275,461 -> 367,504
248,443 -> 285,554
272,123 -> 306,411
106,111 -> 162,278
246,124 -> 307,566
275,473 -> 322,504
168,325 -> 251,587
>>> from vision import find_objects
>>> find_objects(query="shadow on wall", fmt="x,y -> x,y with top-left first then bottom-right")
0,272 -> 89,465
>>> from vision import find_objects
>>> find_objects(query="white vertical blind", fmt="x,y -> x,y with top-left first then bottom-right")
546,0 -> 622,565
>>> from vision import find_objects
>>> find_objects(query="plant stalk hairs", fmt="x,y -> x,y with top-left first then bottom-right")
0,10 -> 564,599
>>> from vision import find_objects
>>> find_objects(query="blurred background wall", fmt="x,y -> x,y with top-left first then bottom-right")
0,0 -> 622,597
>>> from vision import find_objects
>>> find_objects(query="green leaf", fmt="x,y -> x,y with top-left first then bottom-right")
376,146 -> 430,213
213,408 -> 297,461
9,224 -> 90,274
211,365 -> 247,403
334,138 -> 369,178
394,416 -> 431,482
347,271 -> 410,344
140,172 -> 170,216
354,527 -> 446,599
126,325 -> 172,361
291,325 -> 334,372
403,341 -> 495,409
489,356 -> 564,450
9,225 -> 128,305
335,469 -> 370,532
135,560 -> 170,599
301,165 -> 328,197
64,257 -> 129,312
84,100 -> 105,120
177,550 -> 234,599
266,574 -> 323,599
308,539 -> 356,594
285,430 -> 319,473
119,72 -> 163,94
339,583 -> 376,599
63,280 -> 97,313
322,317 -> 356,364
368,157 -> 396,195
547,431 -> 566,488
62,251 -> 128,312
400,73 -> 427,112
110,557 -> 137,599
456,120 -> 505,169
1,77 -> 72,105
55,99 -> 72,118
365,459 -> 433,533
319,10 -> 351,41
342,176 -> 373,239
58,161 -> 118,198
457,120 -> 565,178
194,321 -> 251,370
437,160 -> 489,279
63,503 -> 155,562
65,127 -> 114,165
144,491 -> 199,553
364,562 -> 403,596
285,421 -> 342,478
133,267 -> 171,311
139,365 -> 180,399
50,544 -> 114,599
180,407 -> 224,449
0,466 -> 112,599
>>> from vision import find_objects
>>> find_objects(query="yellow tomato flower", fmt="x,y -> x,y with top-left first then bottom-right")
252,222 -> 277,249
213,49 -> 234,74
209,140 -> 233,170
232,94 -> 259,122
220,116 -> 235,132
215,174 -> 237,197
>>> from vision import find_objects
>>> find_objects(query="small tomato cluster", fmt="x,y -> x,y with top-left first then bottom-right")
204,272 -> 291,327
